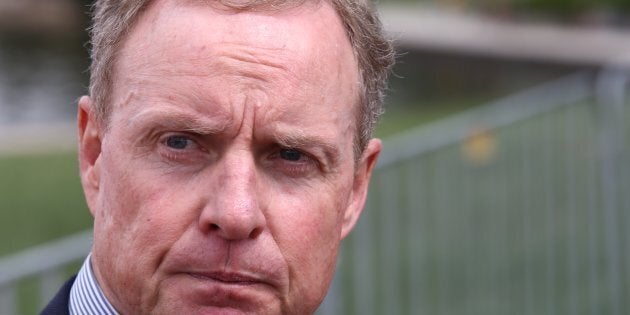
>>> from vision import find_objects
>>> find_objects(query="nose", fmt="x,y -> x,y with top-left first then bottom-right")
198,151 -> 265,240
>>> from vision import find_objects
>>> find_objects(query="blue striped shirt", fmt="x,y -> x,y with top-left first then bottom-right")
69,254 -> 118,315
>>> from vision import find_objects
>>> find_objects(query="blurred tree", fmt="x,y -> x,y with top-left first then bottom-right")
437,0 -> 630,19
519,0 -> 596,15
610,0 -> 630,11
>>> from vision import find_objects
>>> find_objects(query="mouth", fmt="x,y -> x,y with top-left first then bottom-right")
188,272 -> 266,286
182,271 -> 277,310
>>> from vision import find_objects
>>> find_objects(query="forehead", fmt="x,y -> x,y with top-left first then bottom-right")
107,0 -> 361,158
116,0 -> 357,81
111,0 -> 361,123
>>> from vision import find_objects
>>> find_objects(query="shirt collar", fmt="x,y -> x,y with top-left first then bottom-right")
69,253 -> 118,315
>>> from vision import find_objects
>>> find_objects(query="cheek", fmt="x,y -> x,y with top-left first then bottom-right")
98,154 -> 195,255
269,181 -> 348,249
266,179 -> 352,306
93,145 -> 201,309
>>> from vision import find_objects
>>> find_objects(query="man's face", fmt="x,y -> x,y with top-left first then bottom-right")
78,0 -> 380,314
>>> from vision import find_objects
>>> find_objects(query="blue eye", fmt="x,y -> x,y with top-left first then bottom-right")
165,135 -> 191,149
279,148 -> 302,161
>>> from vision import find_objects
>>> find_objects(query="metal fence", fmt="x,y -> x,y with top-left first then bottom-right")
0,70 -> 628,314
318,70 -> 629,315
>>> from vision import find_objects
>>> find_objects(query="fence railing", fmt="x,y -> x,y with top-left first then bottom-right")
0,231 -> 92,314
318,69 -> 629,315
1,70 -> 628,314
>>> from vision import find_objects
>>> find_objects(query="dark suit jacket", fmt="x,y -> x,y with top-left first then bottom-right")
40,276 -> 76,315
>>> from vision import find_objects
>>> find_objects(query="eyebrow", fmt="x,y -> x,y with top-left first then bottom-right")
129,107 -> 229,135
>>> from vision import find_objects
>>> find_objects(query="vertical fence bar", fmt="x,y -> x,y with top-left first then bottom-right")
497,130 -> 510,315
378,167 -> 402,315
596,69 -> 626,315
459,148 -> 474,315
586,98 -> 601,315
565,104 -> 579,315
352,201 -> 375,315
405,160 -> 425,314
433,151 -> 448,315
542,111 -> 557,315
519,121 -> 534,315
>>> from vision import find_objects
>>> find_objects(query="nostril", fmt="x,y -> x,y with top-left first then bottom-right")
248,227 -> 263,239
210,223 -> 220,231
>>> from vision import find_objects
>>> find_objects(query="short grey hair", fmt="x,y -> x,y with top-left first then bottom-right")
88,0 -> 395,154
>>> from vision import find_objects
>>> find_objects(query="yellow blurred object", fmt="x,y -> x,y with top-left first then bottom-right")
461,127 -> 498,166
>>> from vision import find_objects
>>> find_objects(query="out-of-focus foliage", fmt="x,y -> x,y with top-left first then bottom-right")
513,0 -> 630,17
400,0 -> 630,21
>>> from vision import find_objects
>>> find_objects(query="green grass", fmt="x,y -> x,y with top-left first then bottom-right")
0,151 -> 92,256
376,101 -> 478,138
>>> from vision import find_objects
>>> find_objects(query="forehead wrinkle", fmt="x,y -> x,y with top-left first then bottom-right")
125,46 -> 299,96
216,43 -> 291,71
211,45 -> 301,88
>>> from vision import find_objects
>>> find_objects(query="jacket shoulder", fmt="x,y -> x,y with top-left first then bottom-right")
40,275 -> 76,315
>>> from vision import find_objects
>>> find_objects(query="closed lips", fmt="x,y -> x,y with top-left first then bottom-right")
188,272 -> 267,286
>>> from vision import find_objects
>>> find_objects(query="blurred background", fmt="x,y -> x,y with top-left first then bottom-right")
0,0 -> 628,314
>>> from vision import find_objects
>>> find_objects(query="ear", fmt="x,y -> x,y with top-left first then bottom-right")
340,138 -> 381,239
77,96 -> 103,217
